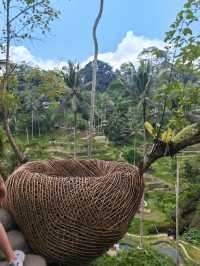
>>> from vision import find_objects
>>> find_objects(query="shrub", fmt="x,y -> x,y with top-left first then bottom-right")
122,146 -> 143,164
77,118 -> 88,131
128,217 -> 170,235
183,228 -> 200,246
148,191 -> 176,218
183,156 -> 200,183
90,248 -> 175,266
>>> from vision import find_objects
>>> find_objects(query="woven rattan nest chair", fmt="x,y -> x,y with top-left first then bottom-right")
3,159 -> 144,266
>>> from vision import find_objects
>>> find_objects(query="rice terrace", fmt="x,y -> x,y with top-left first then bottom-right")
0,0 -> 200,265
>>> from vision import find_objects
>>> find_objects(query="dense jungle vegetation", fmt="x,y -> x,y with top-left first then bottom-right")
1,0 -> 200,265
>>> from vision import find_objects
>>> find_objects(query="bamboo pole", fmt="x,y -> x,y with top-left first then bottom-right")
88,0 -> 104,159
176,156 -> 180,266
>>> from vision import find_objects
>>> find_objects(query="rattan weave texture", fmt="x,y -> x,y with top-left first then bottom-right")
3,160 -> 144,266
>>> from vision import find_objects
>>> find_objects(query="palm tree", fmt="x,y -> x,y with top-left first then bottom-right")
62,61 -> 80,159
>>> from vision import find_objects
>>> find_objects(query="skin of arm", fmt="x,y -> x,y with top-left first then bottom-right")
0,176 -> 16,262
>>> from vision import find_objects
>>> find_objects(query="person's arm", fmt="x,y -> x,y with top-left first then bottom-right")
0,176 -> 17,263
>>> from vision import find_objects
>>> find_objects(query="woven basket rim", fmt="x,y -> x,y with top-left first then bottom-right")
12,159 -> 136,180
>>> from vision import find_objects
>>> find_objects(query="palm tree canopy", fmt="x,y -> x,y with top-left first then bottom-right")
62,61 -> 80,90
135,60 -> 152,95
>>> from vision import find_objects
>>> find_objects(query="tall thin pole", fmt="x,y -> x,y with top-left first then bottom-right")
134,135 -> 136,165
139,148 -> 146,249
176,156 -> 180,266
73,69 -> 78,160
73,110 -> 77,159
140,96 -> 147,249
139,192 -> 145,249
88,0 -> 104,159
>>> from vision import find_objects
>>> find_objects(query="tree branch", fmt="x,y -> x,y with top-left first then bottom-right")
2,0 -> 6,9
9,1 -> 44,24
139,123 -> 200,174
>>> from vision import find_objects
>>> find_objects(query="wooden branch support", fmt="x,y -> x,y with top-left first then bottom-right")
138,123 -> 200,174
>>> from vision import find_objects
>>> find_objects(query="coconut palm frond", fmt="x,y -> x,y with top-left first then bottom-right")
62,61 -> 80,90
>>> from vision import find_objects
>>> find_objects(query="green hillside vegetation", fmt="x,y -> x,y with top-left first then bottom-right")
1,0 -> 200,265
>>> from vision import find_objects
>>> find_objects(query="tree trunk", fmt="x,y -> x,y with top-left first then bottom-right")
134,135 -> 136,165
63,107 -> 66,124
3,115 -> 27,164
26,127 -> 30,145
1,0 -> 27,164
14,115 -> 17,133
38,113 -> 41,137
100,111 -> 103,134
88,0 -> 104,159
73,111 -> 77,159
31,110 -> 34,139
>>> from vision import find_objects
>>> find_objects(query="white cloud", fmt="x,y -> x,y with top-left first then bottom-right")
9,46 -> 68,70
84,31 -> 165,69
2,31 -> 165,70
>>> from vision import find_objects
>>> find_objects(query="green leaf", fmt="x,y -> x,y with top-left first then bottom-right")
183,27 -> 193,36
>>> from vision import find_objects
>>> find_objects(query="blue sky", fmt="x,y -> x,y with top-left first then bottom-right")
10,0 -> 184,69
